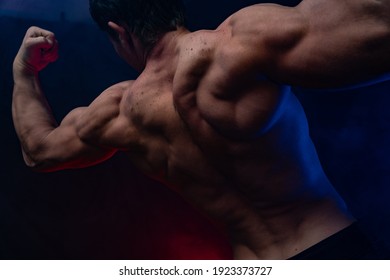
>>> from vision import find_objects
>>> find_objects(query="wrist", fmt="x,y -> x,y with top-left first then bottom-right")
13,57 -> 39,79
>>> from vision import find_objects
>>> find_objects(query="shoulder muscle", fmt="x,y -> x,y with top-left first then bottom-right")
174,23 -> 288,140
76,81 -> 135,149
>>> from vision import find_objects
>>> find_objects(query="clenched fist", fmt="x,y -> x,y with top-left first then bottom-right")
13,26 -> 59,75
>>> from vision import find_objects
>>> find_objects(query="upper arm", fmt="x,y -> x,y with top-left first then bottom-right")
262,1 -> 390,87
28,82 -> 135,172
220,2 -> 390,87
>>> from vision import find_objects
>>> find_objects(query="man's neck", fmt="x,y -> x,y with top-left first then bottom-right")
143,27 -> 190,72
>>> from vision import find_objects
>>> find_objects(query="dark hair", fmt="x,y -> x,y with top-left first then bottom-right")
89,0 -> 185,47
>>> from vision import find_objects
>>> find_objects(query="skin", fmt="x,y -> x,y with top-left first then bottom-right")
12,0 -> 389,259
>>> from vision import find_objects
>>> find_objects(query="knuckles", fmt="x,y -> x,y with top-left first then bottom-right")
16,26 -> 59,72
26,26 -> 56,40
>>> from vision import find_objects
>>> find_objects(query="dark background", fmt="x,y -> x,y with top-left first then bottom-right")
1,0 -> 389,259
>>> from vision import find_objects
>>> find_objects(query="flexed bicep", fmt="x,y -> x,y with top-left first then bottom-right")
24,107 -> 118,172
12,27 -> 135,172
24,82 -> 135,172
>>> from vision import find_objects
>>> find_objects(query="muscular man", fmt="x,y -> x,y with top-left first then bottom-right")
12,0 -> 389,259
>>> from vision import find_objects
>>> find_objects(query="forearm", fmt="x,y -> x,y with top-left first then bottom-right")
12,68 -> 58,161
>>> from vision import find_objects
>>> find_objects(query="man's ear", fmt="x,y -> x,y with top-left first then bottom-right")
108,21 -> 128,43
